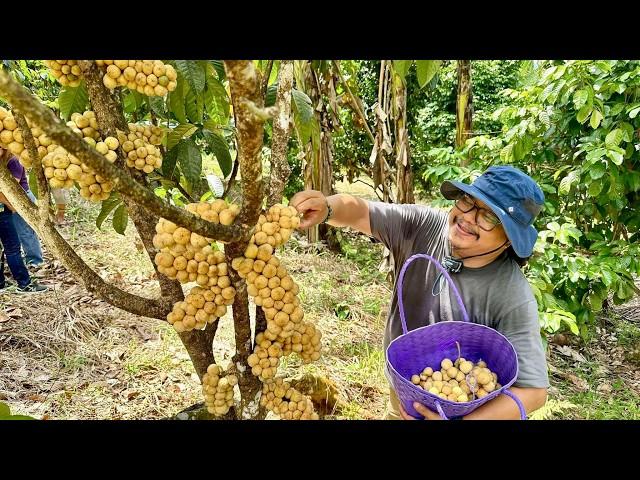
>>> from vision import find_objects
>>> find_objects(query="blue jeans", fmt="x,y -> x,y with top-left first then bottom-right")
0,207 -> 31,288
13,190 -> 44,265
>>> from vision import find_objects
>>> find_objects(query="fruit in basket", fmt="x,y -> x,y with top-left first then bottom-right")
411,356 -> 500,403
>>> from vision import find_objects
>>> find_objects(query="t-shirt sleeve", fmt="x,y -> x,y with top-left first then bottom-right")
368,201 -> 443,261
496,300 -> 549,389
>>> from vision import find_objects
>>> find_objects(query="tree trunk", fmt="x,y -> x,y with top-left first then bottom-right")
456,60 -> 473,164
392,69 -> 414,205
224,60 -> 268,419
372,60 -> 394,204
267,60 -> 294,208
298,61 -> 338,249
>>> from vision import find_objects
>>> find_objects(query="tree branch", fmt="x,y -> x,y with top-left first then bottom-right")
224,61 -> 265,228
223,156 -> 239,198
267,60 -> 293,208
178,321 -> 219,380
224,60 -> 267,418
0,163 -> 171,319
0,69 -> 249,243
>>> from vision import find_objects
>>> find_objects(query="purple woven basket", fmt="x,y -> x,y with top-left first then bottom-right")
386,253 -> 527,420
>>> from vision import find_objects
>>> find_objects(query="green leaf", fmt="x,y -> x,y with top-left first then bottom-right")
147,96 -> 165,117
211,60 -> 226,81
96,193 -> 122,230
203,76 -> 229,125
610,103 -> 625,116
177,138 -> 202,188
629,106 -> 640,119
539,110 -> 551,128
607,150 -> 624,165
174,60 -> 206,94
265,84 -> 278,107
4,415 -> 35,420
540,82 -> 555,102
547,221 -> 561,232
292,89 -> 313,125
415,60 -> 441,88
573,89 -> 588,109
576,105 -> 592,124
589,162 -> 605,179
123,91 -> 145,114
500,144 -> 514,162
162,145 -> 180,178
112,204 -> 128,235
605,128 -> 623,147
620,122 -> 634,142
292,88 -> 314,144
169,79 -> 187,124
0,402 -> 10,417
58,83 -> 89,120
185,86 -> 203,124
167,124 -> 199,150
392,60 -> 412,80
202,130 -> 232,177
588,181 -> 602,197
590,109 -> 603,129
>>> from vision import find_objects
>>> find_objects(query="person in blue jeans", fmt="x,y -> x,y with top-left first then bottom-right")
0,192 -> 47,293
1,146 -> 44,266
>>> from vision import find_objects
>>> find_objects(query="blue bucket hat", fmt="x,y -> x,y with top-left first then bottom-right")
440,166 -> 545,258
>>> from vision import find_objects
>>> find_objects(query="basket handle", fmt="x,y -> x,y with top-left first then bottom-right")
398,253 -> 470,334
434,401 -> 448,420
503,388 -> 528,420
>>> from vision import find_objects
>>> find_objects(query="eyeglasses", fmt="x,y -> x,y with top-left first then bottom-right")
454,194 -> 502,232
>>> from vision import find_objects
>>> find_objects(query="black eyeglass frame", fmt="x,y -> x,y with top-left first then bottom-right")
453,193 -> 503,232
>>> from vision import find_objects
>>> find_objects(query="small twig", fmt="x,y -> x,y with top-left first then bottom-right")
223,158 -> 239,198
174,181 -> 197,204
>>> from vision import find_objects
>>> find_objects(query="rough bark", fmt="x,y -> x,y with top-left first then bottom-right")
224,60 -> 267,419
267,60 -> 293,208
392,70 -> 414,204
371,60 -> 394,204
297,61 -> 338,246
0,69 -> 248,243
224,61 -> 265,229
178,321 -> 219,379
456,60 -> 473,165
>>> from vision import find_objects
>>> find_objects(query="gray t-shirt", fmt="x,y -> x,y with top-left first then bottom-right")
369,201 -> 549,388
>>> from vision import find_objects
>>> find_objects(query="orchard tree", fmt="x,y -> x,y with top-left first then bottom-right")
0,59 -> 323,420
